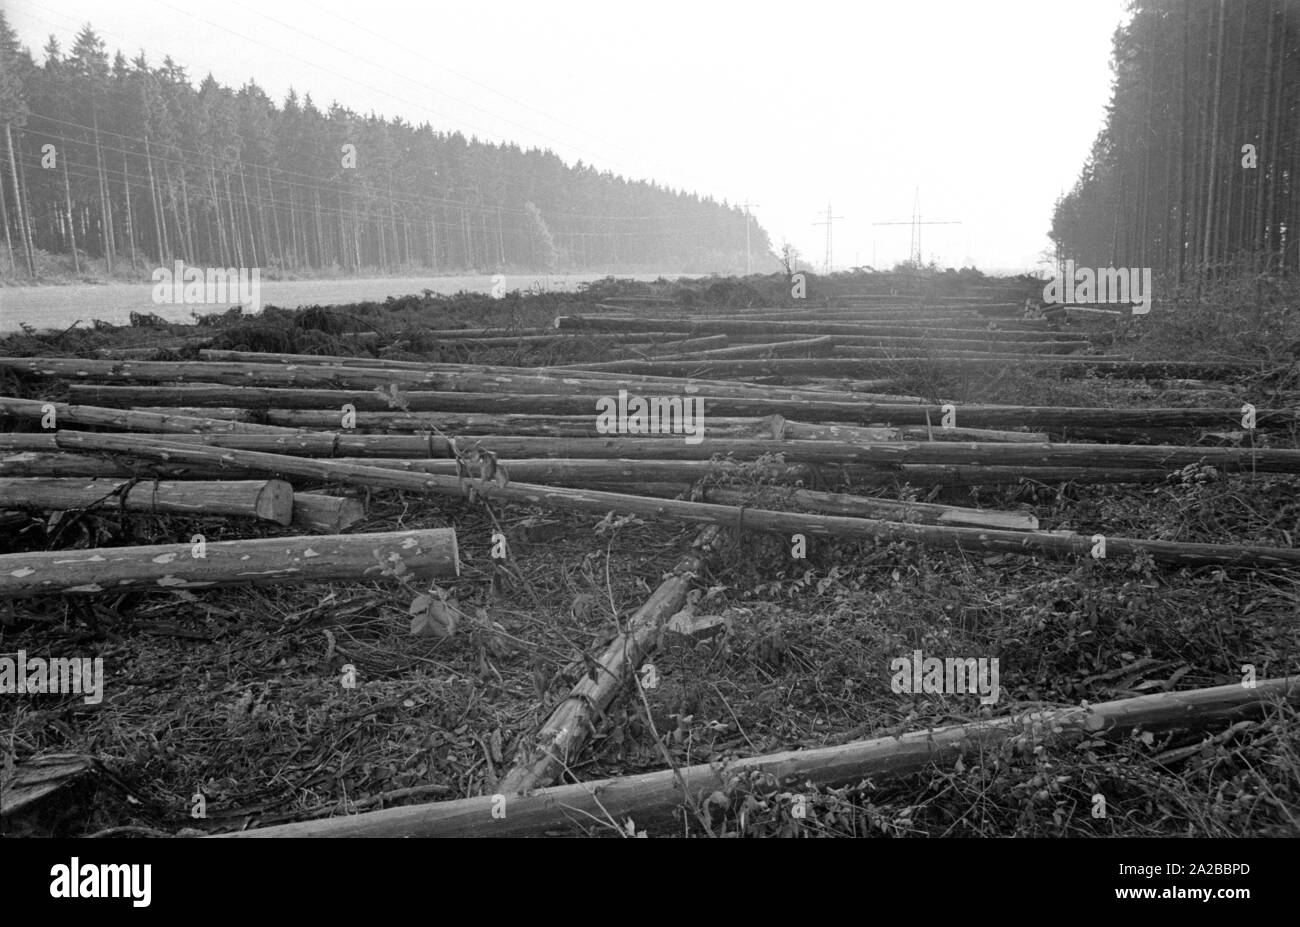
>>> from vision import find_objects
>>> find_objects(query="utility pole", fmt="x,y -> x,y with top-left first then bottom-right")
812,202 -> 844,274
741,199 -> 761,275
872,188 -> 961,266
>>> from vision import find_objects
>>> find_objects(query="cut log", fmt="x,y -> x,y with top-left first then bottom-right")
0,452 -> 813,486
0,452 -> 231,480
0,477 -> 294,524
498,528 -> 722,794
0,527 -> 459,597
630,334 -> 730,355
0,754 -> 101,824
884,465 -> 1171,486
652,335 -> 836,360
50,431 -> 1300,472
103,411 -> 1037,445
64,387 -> 931,422
69,369 -> 898,408
218,676 -> 1300,836
897,425 -> 1049,443
0,396 -> 298,435
554,315 -> 1075,341
705,323 -> 1074,341
52,432 -> 1300,569
553,357 -> 1255,379
62,385 -> 1295,430
290,492 -> 366,533
690,485 -> 1038,530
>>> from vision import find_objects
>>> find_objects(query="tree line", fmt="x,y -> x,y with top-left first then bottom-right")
1049,0 -> 1297,283
0,16 -> 776,280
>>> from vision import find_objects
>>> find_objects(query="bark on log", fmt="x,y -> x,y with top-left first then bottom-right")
0,452 -> 814,486
554,357 -> 1255,379
689,485 -> 1038,530
652,335 -> 836,360
0,477 -> 294,524
703,323 -> 1073,341
554,315 -> 1072,340
70,367 -> 896,407
0,527 -> 459,597
51,431 -> 1300,472
883,465 -> 1171,486
51,432 -> 1300,568
62,385 -> 1292,430
218,677 -> 1300,836
107,411 -> 1049,445
62,387 -> 928,422
0,452 -> 231,479
0,396 -> 298,435
291,492 -> 366,533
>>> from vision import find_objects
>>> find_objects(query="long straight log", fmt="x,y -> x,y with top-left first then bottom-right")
713,312 -> 1054,331
220,676 -> 1300,837
0,477 -> 294,523
131,411 -> 804,439
61,384 -> 1295,432
653,335 -> 836,360
0,452 -> 222,479
50,431 -> 1300,472
828,338 -> 1089,354
557,357 -> 1255,379
121,410 -> 1035,444
691,485 -> 1038,530
52,432 -> 1300,568
0,452 -> 815,486
0,527 -> 459,597
555,315 -> 1072,340
499,528 -> 722,794
0,396 -> 298,435
96,360 -> 899,407
884,465 -> 1170,486
897,425 -> 1049,443
63,387 -> 930,422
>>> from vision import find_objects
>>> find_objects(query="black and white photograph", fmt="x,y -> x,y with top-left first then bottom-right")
0,0 -> 1294,901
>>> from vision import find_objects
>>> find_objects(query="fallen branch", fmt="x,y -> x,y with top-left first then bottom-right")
498,528 -> 723,794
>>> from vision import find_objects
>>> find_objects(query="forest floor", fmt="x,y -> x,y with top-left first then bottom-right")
2,271 -> 1299,837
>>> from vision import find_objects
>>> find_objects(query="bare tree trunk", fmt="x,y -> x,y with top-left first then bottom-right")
4,122 -> 35,276
1202,0 -> 1226,269
61,144 -> 79,273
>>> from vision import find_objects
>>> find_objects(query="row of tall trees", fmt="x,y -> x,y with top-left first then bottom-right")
1049,0 -> 1298,282
0,16 -> 776,279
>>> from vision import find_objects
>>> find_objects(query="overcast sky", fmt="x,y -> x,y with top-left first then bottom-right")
7,0 -> 1131,273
